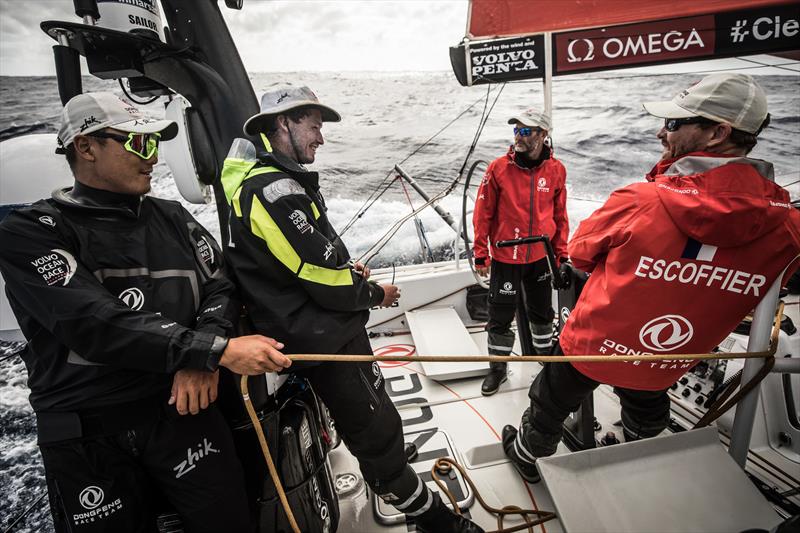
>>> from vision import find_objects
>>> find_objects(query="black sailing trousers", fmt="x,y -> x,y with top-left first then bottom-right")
300,330 -> 429,513
488,258 -> 555,331
518,344 -> 671,458
41,403 -> 251,533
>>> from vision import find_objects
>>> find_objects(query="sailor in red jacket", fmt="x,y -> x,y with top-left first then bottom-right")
502,73 -> 800,483
473,108 -> 569,395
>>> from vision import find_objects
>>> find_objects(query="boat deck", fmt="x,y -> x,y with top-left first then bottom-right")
329,290 -> 800,532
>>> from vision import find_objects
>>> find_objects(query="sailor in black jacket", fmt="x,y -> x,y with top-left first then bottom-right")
0,92 -> 290,533
226,86 -> 484,533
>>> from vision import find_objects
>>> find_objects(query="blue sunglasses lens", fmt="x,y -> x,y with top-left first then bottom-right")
514,127 -> 533,137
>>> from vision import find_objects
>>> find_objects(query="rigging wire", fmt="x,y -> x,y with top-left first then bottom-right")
339,85 -> 505,236
2,492 -> 47,533
358,83 -> 506,265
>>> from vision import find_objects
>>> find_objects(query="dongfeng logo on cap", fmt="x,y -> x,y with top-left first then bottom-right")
276,92 -> 290,104
119,287 -> 145,310
79,486 -> 104,510
639,314 -> 693,352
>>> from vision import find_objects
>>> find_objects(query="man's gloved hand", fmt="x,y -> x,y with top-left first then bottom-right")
474,257 -> 490,277
170,369 -> 219,415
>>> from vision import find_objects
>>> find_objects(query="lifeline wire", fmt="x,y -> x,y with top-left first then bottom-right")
340,85 -> 505,236
358,83 -> 506,265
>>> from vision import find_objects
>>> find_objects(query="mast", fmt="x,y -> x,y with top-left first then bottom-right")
43,0 -> 261,242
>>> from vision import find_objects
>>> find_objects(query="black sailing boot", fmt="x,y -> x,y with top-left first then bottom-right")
482,330 -> 514,395
531,322 -> 554,355
481,362 -> 507,396
413,492 -> 485,533
502,425 -> 541,483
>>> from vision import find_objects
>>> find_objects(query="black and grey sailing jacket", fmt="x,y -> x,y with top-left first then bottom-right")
224,151 -> 384,356
0,183 -> 235,412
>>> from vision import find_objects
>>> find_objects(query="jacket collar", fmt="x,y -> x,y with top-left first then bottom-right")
258,150 -> 320,191
52,181 -> 142,219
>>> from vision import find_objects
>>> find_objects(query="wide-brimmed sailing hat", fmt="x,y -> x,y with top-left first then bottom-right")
642,73 -> 768,134
57,92 -> 178,150
508,108 -> 552,132
243,86 -> 341,136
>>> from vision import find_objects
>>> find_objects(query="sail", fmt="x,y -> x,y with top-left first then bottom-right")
467,0 -> 797,39
452,0 -> 799,85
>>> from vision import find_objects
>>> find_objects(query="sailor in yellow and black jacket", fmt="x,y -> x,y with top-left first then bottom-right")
225,147 -> 385,355
223,86 -> 484,533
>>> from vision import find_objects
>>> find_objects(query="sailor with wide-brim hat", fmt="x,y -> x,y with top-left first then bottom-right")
243,85 -> 341,136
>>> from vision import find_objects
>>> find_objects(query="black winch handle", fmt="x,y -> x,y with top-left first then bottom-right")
495,235 -> 567,290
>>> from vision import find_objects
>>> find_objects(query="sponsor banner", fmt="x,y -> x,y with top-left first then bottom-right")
555,16 -> 714,74
450,35 -> 545,86
716,4 -> 800,57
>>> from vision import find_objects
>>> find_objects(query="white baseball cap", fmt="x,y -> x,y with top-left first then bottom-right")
508,108 -> 552,132
57,92 -> 178,150
642,73 -> 768,134
243,85 -> 341,136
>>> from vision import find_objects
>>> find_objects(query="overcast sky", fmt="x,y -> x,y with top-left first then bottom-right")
0,0 -> 469,76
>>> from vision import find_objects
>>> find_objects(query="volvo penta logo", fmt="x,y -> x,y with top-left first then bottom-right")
639,314 -> 693,352
79,486 -> 104,510
119,287 -> 145,310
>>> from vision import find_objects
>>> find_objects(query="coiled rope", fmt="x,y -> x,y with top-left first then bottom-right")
432,457 -> 556,533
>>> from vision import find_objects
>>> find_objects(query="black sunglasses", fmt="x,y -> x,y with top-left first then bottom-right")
664,116 -> 717,132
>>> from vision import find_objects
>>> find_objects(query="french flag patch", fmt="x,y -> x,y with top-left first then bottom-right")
681,237 -> 717,261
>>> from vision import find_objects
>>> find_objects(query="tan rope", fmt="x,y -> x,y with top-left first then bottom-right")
287,303 -> 783,365
240,375 -> 301,533
431,458 -> 556,533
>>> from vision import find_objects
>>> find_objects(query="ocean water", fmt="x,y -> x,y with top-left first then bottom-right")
1,71 -> 798,530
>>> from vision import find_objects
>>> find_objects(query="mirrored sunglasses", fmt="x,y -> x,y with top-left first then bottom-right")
513,126 -> 541,137
90,131 -> 161,160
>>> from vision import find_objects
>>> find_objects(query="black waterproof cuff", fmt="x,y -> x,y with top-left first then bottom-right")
474,257 -> 486,266
369,281 -> 385,307
205,335 -> 229,372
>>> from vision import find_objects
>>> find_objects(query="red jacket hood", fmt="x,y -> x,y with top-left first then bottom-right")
646,152 -> 791,248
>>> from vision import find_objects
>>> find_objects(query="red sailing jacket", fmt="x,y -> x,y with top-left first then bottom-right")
473,147 -> 569,265
561,152 -> 800,391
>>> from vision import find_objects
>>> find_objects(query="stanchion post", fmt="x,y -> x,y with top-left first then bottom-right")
728,277 -> 782,467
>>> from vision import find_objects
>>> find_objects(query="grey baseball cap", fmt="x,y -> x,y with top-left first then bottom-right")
57,92 -> 178,149
243,86 -> 341,136
508,108 -> 552,132
642,73 -> 768,134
